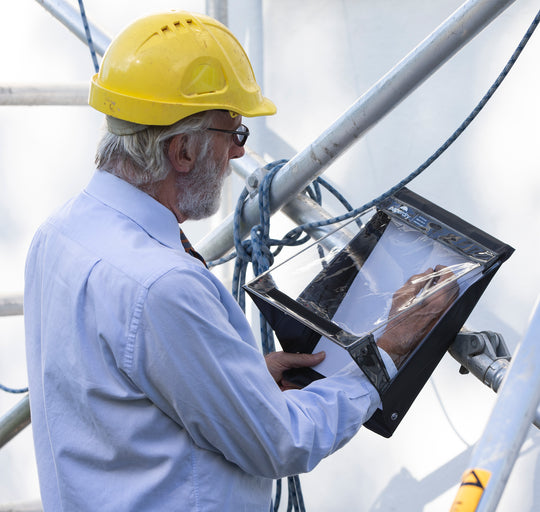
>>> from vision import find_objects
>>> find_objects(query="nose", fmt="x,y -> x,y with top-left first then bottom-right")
229,143 -> 245,160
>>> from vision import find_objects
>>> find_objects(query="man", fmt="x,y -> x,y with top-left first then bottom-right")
24,11 -> 456,511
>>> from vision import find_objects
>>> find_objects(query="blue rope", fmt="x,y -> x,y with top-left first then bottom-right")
307,177 -> 363,229
231,160 -> 289,353
288,475 -> 306,512
0,383 -> 28,394
272,479 -> 282,512
278,7 -> 540,243
78,0 -> 100,73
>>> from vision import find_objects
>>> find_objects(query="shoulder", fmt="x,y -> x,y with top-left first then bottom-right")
145,263 -> 231,311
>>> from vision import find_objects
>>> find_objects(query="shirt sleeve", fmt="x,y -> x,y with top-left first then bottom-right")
379,347 -> 398,379
126,266 -> 383,479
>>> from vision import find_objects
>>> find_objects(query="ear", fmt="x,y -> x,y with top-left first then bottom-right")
167,134 -> 194,174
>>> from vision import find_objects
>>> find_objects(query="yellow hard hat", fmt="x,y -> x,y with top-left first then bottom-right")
89,11 -> 276,126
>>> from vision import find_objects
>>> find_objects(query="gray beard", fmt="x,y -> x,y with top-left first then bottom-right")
175,147 -> 227,221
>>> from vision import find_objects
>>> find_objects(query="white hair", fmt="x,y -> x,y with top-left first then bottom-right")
94,111 -> 218,195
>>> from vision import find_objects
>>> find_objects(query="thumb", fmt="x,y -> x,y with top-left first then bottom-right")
284,351 -> 326,368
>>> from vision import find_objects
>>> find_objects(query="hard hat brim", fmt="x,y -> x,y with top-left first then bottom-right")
89,74 -> 276,126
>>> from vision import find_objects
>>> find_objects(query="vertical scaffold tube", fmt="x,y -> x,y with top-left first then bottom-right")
455,298 -> 540,511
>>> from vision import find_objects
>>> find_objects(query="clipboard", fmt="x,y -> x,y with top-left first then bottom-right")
245,188 -> 513,437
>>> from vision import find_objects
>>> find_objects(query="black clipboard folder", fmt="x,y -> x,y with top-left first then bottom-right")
245,188 -> 513,437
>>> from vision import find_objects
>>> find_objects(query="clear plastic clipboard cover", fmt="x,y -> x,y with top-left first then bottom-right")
245,188 -> 514,437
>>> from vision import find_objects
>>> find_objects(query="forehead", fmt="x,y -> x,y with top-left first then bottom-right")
213,110 -> 242,128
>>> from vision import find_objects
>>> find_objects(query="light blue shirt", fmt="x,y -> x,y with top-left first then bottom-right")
24,170 -> 392,512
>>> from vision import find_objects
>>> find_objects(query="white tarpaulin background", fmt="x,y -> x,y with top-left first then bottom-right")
0,1 -> 538,510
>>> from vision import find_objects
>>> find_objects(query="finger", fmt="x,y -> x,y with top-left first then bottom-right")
407,267 -> 434,285
280,379 -> 305,391
417,278 -> 459,314
405,268 -> 436,295
391,268 -> 434,310
434,264 -> 449,272
429,267 -> 459,299
414,266 -> 457,306
432,265 -> 456,284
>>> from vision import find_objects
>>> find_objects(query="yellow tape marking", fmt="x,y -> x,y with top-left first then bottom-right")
450,468 -> 491,512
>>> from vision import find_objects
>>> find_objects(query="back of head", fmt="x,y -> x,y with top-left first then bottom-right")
89,10 -> 276,134
94,111 -> 216,191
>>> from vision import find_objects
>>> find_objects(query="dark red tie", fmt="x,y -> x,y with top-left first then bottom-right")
180,229 -> 207,267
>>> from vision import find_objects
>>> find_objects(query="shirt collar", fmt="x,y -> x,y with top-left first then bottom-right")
84,170 -> 183,250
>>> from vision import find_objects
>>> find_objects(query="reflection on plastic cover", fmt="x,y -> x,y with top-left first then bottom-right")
310,221 -> 482,376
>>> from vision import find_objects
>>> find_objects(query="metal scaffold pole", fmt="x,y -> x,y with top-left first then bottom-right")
34,0 -> 111,56
0,395 -> 30,449
205,0 -> 228,26
0,84 -> 88,106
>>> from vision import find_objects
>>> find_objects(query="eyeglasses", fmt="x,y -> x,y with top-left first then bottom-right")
207,124 -> 250,147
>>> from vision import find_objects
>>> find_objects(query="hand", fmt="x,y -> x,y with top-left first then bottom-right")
264,351 -> 326,391
377,265 -> 459,368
